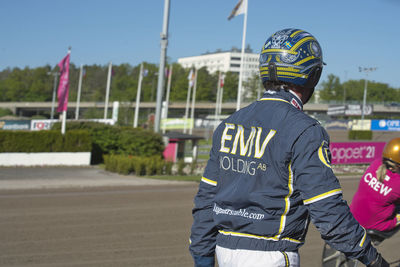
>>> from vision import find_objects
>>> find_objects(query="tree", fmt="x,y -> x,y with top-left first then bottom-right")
243,72 -> 262,101
1,64 -> 398,109
194,67 -> 218,102
319,74 -> 343,102
168,63 -> 191,101
222,71 -> 238,102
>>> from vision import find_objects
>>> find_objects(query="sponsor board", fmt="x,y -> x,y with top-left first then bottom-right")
0,120 -> 31,130
161,118 -> 193,130
327,104 -> 373,116
349,119 -> 371,130
324,120 -> 350,130
330,142 -> 385,165
31,120 -> 57,131
371,119 -> 400,131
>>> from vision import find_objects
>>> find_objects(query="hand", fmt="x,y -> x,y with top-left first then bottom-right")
367,253 -> 389,267
396,214 -> 400,225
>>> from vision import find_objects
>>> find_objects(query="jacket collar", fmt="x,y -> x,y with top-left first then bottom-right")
260,89 -> 303,111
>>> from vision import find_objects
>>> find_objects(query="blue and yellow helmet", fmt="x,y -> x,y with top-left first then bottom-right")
259,28 -> 324,89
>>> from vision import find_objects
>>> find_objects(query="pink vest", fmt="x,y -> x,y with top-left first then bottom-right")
350,159 -> 400,231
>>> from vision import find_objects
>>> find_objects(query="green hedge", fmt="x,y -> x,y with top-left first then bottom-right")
104,154 -> 173,176
0,130 -> 92,152
348,130 -> 373,140
52,122 -> 165,164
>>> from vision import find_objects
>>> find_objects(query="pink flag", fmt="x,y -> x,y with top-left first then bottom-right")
57,52 -> 70,112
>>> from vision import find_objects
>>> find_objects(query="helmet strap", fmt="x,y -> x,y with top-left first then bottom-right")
268,63 -> 278,82
305,65 -> 322,89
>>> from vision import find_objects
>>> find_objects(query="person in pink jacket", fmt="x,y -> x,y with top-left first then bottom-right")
350,138 -> 400,232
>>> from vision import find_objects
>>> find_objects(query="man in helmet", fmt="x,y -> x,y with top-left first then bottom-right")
351,138 -> 400,232
189,28 -> 388,267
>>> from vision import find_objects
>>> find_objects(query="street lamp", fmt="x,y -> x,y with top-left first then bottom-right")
358,67 -> 377,124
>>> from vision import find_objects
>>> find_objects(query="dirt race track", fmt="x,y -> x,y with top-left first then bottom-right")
0,167 -> 399,267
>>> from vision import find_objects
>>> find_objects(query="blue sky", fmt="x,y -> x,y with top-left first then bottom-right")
1,0 -> 400,88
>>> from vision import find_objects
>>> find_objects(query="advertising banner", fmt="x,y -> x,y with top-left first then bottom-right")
327,104 -> 373,116
330,142 -> 385,165
371,120 -> 400,131
348,119 -> 371,130
161,118 -> 193,130
0,120 -> 30,130
324,120 -> 350,130
30,120 -> 57,131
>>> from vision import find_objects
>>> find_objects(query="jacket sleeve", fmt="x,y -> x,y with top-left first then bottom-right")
292,125 -> 378,265
189,130 -> 220,265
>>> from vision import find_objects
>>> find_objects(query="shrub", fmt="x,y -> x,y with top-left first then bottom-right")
103,154 -> 170,176
52,122 -> 164,164
0,130 -> 91,152
132,157 -> 145,176
348,130 -> 373,140
116,155 -> 133,175
177,159 -> 186,176
165,161 -> 173,175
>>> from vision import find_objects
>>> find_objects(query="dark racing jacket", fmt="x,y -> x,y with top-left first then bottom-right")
189,89 -> 378,265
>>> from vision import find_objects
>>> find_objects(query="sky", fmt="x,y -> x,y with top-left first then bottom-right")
1,0 -> 400,89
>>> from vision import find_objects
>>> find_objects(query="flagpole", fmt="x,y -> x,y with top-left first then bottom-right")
50,72 -> 58,120
184,70 -> 193,134
162,64 -> 173,133
189,69 -> 198,135
214,71 -> 222,129
154,0 -> 170,133
61,47 -> 71,135
133,63 -> 144,128
75,64 -> 83,120
219,81 -> 224,116
104,62 -> 112,120
218,74 -> 224,127
236,0 -> 248,111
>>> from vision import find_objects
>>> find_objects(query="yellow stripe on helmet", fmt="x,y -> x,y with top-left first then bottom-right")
294,56 -> 316,66
290,30 -> 304,38
290,36 -> 316,52
261,48 -> 297,55
277,72 -> 308,78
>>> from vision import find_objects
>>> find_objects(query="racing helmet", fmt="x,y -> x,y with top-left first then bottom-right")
259,28 -> 324,90
383,138 -> 400,165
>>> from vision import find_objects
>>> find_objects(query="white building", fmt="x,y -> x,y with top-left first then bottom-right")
177,49 -> 260,82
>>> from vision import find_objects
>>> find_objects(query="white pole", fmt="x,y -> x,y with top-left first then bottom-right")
361,78 -> 368,122
112,101 -> 119,123
359,67 -> 377,126
104,62 -> 112,119
133,63 -> 144,128
214,71 -> 221,129
154,0 -> 170,133
236,0 -> 248,111
189,69 -> 198,135
218,80 -> 224,118
184,71 -> 192,134
164,65 -> 173,119
61,111 -> 67,135
50,73 -> 58,120
75,64 -> 83,120
162,64 -> 173,133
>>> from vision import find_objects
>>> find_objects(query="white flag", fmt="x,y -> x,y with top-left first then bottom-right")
228,0 -> 246,20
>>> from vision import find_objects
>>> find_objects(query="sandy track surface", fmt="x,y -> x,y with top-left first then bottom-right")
0,167 -> 399,266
